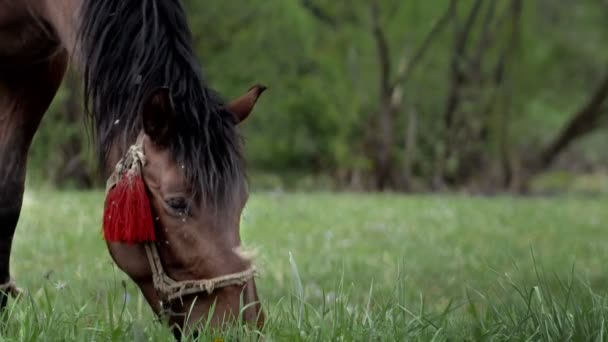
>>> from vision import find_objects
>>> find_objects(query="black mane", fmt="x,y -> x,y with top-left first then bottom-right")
79,0 -> 244,205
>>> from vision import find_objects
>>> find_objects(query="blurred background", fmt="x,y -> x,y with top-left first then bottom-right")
28,0 -> 608,195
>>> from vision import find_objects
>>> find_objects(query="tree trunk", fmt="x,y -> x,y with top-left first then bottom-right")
402,106 -> 417,191
516,70 -> 608,192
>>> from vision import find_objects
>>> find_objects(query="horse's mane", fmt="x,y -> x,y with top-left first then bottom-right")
78,0 -> 244,205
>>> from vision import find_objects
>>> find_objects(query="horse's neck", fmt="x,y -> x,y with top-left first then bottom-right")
39,1 -> 143,179
41,0 -> 83,67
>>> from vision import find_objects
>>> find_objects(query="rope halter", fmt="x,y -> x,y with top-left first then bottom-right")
105,138 -> 257,317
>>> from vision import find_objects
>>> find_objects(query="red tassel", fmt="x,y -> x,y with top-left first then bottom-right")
103,173 -> 156,244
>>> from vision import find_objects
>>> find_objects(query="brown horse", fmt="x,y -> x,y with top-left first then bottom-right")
0,0 -> 266,338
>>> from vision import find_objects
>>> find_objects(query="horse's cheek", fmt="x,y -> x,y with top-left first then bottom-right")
105,242 -> 151,282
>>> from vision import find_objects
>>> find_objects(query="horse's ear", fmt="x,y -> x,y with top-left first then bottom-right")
142,87 -> 175,145
227,84 -> 267,123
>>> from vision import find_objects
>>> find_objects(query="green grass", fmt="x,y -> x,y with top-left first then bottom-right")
3,191 -> 608,340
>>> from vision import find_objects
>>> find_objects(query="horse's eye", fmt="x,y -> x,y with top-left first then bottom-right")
164,197 -> 190,216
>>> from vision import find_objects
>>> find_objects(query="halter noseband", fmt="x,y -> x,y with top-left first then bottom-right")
105,139 -> 257,317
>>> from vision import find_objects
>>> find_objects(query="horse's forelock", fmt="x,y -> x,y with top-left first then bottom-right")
78,0 -> 245,207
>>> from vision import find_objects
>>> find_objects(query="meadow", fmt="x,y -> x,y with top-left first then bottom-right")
2,191 -> 607,341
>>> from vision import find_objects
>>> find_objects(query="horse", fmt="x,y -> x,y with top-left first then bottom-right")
0,0 -> 266,338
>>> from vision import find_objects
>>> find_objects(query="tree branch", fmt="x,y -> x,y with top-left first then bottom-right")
456,0 -> 485,60
391,0 -> 456,89
534,70 -> 608,170
493,0 -> 522,85
300,0 -> 337,28
471,0 -> 498,78
370,0 -> 392,96
444,0 -> 484,129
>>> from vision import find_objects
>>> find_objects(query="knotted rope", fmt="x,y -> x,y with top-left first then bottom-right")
145,244 -> 257,303
105,141 -> 146,195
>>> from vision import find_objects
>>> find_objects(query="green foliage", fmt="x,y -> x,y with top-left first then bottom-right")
27,1 -> 608,190
6,191 -> 608,339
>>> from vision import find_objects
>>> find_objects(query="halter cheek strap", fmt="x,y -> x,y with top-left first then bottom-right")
105,139 -> 257,316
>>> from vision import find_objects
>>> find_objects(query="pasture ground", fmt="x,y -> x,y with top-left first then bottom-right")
3,191 -> 608,341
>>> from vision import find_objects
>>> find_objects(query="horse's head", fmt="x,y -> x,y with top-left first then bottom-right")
104,85 -> 266,337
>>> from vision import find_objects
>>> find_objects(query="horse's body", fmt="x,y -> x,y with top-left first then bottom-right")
0,0 -> 264,337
